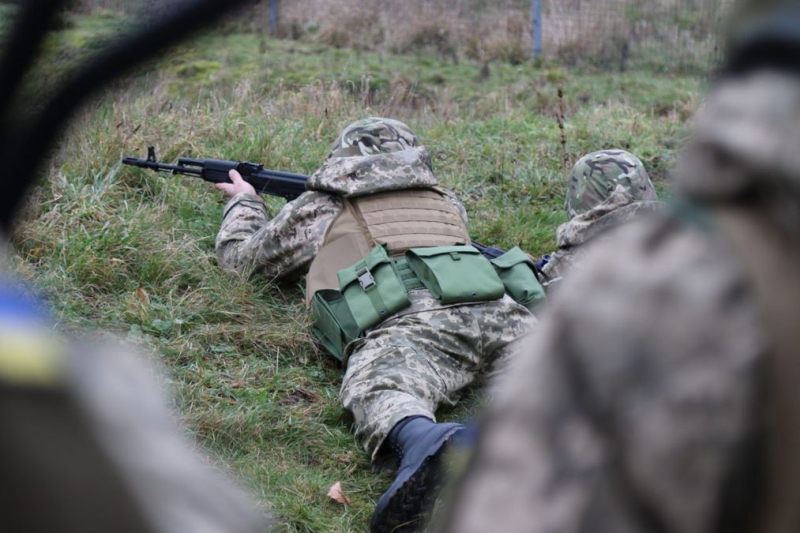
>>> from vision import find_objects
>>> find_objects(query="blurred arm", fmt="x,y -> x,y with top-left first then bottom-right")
446,217 -> 764,533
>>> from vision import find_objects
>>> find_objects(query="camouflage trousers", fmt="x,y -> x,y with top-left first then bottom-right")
340,290 -> 536,461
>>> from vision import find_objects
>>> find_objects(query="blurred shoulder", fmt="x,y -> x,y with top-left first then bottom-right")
548,209 -> 763,393
556,209 -> 743,308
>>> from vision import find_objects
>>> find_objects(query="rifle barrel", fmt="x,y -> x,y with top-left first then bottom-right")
122,157 -> 202,175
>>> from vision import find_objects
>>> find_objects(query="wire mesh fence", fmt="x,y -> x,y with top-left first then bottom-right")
541,0 -> 734,72
67,0 -> 736,73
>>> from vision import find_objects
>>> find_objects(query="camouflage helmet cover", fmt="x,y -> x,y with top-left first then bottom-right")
306,117 -> 437,197
328,117 -> 420,159
565,150 -> 657,219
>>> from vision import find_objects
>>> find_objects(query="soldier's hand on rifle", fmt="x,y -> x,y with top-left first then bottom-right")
215,169 -> 256,198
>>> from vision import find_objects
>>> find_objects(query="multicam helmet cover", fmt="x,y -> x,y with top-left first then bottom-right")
328,117 -> 420,159
565,150 -> 657,219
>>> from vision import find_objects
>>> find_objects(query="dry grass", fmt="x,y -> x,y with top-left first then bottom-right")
67,0 -> 734,71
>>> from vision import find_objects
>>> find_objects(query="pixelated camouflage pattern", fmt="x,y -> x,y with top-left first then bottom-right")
566,150 -> 657,219
328,117 -> 420,159
306,146 -> 438,198
216,118 -> 533,471
217,191 -> 531,464
444,71 -> 799,533
216,187 -> 469,282
541,185 -> 664,280
340,291 -> 536,460
216,191 -> 341,280
304,117 -> 441,198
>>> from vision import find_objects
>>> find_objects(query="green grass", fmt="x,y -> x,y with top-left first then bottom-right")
9,11 -> 704,532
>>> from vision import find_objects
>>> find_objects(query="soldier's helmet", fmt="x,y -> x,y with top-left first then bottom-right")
565,149 -> 657,219
328,117 -> 420,159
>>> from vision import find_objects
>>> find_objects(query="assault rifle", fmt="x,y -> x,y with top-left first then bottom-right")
122,147 -> 506,256
122,147 -> 308,200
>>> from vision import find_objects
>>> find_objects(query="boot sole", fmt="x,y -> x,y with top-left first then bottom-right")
370,430 -> 457,533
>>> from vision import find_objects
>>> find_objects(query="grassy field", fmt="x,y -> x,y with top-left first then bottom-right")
8,10 -> 704,532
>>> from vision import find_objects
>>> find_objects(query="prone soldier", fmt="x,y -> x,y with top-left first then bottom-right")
214,117 -> 538,532
540,149 -> 661,282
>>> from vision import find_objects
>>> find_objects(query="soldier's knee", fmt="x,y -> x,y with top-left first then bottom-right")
340,344 -> 445,404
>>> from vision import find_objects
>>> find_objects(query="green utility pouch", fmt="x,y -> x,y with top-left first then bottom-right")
406,245 -> 505,304
490,247 -> 547,312
337,244 -> 411,332
311,290 -> 362,363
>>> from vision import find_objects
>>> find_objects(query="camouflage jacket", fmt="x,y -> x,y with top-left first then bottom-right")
215,147 -> 468,282
540,186 -> 663,280
445,71 -> 800,533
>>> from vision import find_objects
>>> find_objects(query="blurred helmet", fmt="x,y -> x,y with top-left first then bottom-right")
328,117 -> 420,159
565,150 -> 657,219
725,0 -> 800,76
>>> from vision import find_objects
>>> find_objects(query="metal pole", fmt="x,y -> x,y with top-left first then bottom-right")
269,0 -> 279,36
532,0 -> 542,58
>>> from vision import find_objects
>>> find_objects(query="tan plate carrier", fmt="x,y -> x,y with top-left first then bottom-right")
306,188 -> 471,306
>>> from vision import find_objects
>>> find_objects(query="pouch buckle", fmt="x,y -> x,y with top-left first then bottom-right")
357,267 -> 376,289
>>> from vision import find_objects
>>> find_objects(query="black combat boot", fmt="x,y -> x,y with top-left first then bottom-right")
370,416 -> 466,533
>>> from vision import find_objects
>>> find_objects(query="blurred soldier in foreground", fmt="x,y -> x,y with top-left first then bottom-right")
214,117 -> 537,532
444,2 -> 800,532
0,272 -> 266,533
540,150 -> 660,281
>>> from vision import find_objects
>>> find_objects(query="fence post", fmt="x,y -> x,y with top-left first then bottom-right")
269,0 -> 279,36
531,0 -> 542,58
